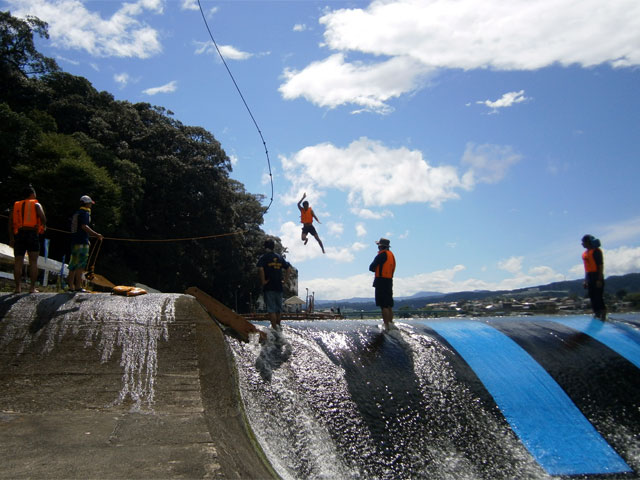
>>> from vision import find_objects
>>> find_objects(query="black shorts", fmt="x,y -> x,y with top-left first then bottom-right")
374,277 -> 394,308
14,230 -> 40,257
302,224 -> 318,236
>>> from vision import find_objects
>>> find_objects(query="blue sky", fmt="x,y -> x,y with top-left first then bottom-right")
4,0 -> 640,300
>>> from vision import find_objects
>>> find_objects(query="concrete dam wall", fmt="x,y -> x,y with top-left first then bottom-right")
0,293 -> 273,479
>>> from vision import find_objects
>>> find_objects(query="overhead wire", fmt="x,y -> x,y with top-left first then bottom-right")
196,0 -> 274,214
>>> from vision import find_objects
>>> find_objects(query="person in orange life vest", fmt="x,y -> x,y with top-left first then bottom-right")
581,234 -> 607,320
297,192 -> 325,254
67,195 -> 103,292
369,237 -> 396,329
8,185 -> 47,294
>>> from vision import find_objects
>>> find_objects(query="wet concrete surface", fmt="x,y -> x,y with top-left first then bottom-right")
0,293 -> 274,479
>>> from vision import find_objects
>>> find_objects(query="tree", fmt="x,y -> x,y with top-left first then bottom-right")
0,12 -> 277,304
0,12 -> 58,77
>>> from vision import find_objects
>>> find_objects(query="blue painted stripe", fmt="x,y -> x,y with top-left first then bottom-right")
426,319 -> 631,476
551,317 -> 640,369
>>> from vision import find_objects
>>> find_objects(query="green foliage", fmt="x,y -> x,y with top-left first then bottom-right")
0,11 -> 275,308
0,11 -> 58,79
626,293 -> 640,309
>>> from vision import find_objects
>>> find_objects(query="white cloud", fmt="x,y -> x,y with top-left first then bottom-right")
280,53 -> 433,114
293,23 -> 307,32
477,90 -> 528,113
181,0 -> 199,11
194,41 -> 254,60
599,217 -> 640,245
350,207 -> 393,220
281,137 -> 520,209
142,80 -> 177,95
219,45 -> 253,61
355,223 -> 367,237
55,55 -> 79,65
305,261 -> 569,300
601,246 -> 640,276
278,221 -> 366,264
114,72 -> 130,87
327,222 -> 344,236
461,143 -> 522,187
280,0 -> 640,110
7,0 -> 163,58
498,256 -> 523,274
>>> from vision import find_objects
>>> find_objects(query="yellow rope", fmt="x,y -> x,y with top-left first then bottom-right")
0,214 -> 248,242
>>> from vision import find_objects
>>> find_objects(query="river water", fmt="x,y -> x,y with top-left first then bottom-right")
228,315 -> 640,480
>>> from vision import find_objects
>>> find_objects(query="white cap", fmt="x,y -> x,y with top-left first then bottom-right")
80,195 -> 95,204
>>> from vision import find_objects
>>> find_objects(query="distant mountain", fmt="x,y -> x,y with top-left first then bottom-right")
314,273 -> 640,310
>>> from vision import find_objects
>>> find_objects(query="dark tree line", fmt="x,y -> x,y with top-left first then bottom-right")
0,11 -> 290,309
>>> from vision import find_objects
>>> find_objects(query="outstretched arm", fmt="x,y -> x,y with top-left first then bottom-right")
81,223 -> 103,240
312,210 -> 320,224
297,192 -> 306,211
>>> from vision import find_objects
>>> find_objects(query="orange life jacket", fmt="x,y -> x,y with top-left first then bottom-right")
375,250 -> 396,279
582,249 -> 598,273
300,207 -> 314,224
12,199 -> 44,234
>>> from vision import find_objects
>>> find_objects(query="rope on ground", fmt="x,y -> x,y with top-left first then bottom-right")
196,0 -> 274,214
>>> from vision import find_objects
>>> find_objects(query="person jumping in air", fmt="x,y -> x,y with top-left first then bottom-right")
297,193 -> 325,254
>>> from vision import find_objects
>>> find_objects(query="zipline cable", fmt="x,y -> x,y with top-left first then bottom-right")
196,0 -> 274,214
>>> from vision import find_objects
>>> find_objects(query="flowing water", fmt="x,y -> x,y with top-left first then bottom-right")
0,293 -> 179,409
2,293 -> 639,479
229,316 -> 640,480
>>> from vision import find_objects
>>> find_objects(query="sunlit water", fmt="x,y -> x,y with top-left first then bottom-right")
229,316 -> 640,480
0,293 -> 179,409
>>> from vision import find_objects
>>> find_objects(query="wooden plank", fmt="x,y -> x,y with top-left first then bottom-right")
185,287 -> 263,342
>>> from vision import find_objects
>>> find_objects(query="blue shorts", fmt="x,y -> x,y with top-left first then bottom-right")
69,244 -> 90,271
264,290 -> 283,313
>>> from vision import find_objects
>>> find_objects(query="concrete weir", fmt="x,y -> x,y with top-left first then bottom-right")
0,292 -> 274,479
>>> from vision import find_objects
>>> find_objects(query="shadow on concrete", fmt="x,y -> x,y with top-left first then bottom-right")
0,293 -> 275,479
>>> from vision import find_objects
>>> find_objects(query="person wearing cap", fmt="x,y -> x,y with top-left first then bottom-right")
369,238 -> 396,329
8,185 -> 47,293
581,234 -> 606,320
257,238 -> 291,330
297,192 -> 325,254
67,195 -> 103,292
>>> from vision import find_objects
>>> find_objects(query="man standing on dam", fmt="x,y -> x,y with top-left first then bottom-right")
369,237 -> 396,330
257,238 -> 291,330
8,185 -> 47,293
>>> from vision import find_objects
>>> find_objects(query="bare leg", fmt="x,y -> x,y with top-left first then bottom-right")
268,312 -> 282,329
13,256 -> 25,293
313,234 -> 325,253
68,269 -> 85,291
26,251 -> 39,293
381,307 -> 393,326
